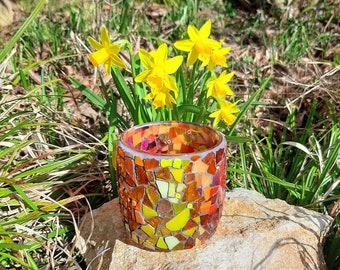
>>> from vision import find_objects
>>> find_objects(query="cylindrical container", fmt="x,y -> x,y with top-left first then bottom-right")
115,121 -> 227,251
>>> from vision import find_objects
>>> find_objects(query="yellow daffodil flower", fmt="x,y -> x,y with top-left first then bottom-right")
205,46 -> 231,70
88,26 -> 126,75
144,85 -> 177,109
207,71 -> 235,99
135,43 -> 183,93
209,99 -> 240,127
174,20 -> 220,66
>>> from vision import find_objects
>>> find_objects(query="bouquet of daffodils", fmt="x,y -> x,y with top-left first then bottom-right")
86,20 -> 241,130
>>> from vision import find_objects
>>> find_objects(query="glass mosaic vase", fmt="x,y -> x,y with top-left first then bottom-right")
115,121 -> 227,251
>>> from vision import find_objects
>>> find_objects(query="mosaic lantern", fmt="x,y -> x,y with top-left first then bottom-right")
115,121 -> 227,251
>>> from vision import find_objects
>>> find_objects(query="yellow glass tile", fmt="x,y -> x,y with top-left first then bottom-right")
155,180 -> 169,198
172,203 -> 186,214
165,208 -> 190,231
141,224 -> 155,237
199,226 -> 205,235
168,197 -> 180,203
161,159 -> 173,168
176,183 -> 186,193
173,159 -> 182,168
164,236 -> 180,250
181,160 -> 190,169
168,182 -> 176,197
193,159 -> 209,173
170,169 -> 184,183
142,204 -> 158,218
183,226 -> 197,237
156,237 -> 168,249
193,216 -> 201,224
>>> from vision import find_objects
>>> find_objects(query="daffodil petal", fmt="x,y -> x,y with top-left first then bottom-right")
187,25 -> 199,42
111,54 -> 127,69
164,56 -> 183,74
88,37 -> 103,51
199,20 -> 211,39
174,40 -> 194,52
100,26 -> 110,47
135,70 -> 151,82
88,48 -> 110,67
187,49 -> 199,66
139,49 -> 154,70
154,44 -> 168,65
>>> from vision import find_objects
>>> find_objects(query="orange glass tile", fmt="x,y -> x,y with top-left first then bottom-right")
160,226 -> 171,237
155,167 -> 171,181
125,158 -> 134,176
132,132 -> 142,147
129,186 -> 145,201
125,175 -> 136,187
201,174 -> 212,188
135,210 -> 146,224
144,159 -> 159,170
186,182 -> 200,202
146,171 -> 155,183
147,216 -> 163,227
204,187 -> 211,200
207,161 -> 217,174
169,127 -> 177,139
193,159 -> 209,173
143,193 -> 154,208
184,173 -> 195,185
191,155 -> 200,162
146,185 -> 160,206
135,156 -> 143,166
203,152 -> 215,165
136,166 -> 148,185
200,201 -> 211,214
117,147 -> 125,158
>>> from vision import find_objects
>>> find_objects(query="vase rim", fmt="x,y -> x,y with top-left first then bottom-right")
118,121 -> 226,157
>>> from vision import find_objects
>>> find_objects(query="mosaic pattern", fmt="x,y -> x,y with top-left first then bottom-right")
116,121 -> 227,251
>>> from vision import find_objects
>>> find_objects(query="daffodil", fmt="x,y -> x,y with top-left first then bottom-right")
88,26 -> 126,75
205,46 -> 231,70
135,43 -> 183,93
207,71 -> 235,99
209,99 -> 240,127
174,20 -> 221,66
144,85 -> 177,109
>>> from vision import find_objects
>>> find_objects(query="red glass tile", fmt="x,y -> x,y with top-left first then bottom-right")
117,147 -> 125,157
216,148 -> 225,164
143,194 -> 154,208
183,219 -> 197,231
184,237 -> 194,249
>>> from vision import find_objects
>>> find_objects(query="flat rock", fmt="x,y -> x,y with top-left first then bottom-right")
76,188 -> 333,270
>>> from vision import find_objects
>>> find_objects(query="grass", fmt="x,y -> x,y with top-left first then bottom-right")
0,0 -> 339,268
